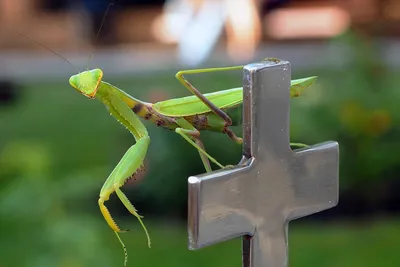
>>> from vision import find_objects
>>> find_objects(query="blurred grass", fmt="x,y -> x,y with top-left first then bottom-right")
2,215 -> 398,267
71,218 -> 400,267
123,218 -> 400,267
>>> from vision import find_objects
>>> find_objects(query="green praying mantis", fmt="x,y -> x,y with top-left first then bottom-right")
68,58 -> 318,265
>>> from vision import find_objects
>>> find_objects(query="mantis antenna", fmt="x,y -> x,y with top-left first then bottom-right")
85,1 -> 115,70
15,1 -> 115,72
14,31 -> 77,71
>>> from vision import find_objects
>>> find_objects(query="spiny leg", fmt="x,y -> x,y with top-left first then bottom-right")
175,66 -> 243,127
98,137 -> 150,266
114,187 -> 151,247
98,198 -> 128,233
98,198 -> 129,266
114,232 -> 128,266
175,118 -> 223,171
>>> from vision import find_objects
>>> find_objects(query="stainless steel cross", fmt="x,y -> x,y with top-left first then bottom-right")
187,60 -> 339,267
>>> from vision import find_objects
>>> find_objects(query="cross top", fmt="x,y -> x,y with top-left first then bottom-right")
188,60 -> 339,267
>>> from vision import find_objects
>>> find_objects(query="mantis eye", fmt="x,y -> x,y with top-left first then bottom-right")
69,69 -> 103,98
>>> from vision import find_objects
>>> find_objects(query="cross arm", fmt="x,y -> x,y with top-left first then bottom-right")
188,161 -> 256,250
286,141 -> 339,220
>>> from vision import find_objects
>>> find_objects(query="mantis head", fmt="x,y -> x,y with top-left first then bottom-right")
69,69 -> 103,98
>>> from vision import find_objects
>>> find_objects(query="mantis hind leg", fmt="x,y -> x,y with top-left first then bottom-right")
175,66 -> 243,132
193,139 -> 212,173
224,127 -> 242,144
175,118 -> 224,172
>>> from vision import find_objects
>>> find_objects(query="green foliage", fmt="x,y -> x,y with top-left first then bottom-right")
290,30 -> 400,189
1,31 -> 399,265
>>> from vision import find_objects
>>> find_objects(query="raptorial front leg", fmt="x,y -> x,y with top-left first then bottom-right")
98,197 -> 129,266
114,187 -> 151,248
98,137 -> 150,266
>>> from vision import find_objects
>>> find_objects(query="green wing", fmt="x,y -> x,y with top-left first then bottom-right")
290,76 -> 318,97
153,76 -> 317,117
153,87 -> 243,117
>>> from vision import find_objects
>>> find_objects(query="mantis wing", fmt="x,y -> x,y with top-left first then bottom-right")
289,76 -> 318,97
153,87 -> 242,117
153,76 -> 317,117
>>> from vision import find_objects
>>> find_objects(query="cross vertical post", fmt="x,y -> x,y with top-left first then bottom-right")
187,59 -> 339,267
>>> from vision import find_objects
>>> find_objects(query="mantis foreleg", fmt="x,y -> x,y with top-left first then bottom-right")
96,86 -> 151,266
98,137 -> 150,266
114,187 -> 151,247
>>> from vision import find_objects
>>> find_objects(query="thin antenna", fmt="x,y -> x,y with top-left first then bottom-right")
86,2 -> 115,69
14,31 -> 76,69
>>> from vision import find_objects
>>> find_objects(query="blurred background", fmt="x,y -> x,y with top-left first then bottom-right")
0,0 -> 399,266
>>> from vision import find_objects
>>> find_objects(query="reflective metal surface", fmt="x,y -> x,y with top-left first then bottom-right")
187,60 -> 339,267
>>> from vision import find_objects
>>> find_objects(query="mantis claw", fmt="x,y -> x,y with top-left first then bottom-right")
98,198 -> 124,232
114,186 -> 151,248
114,231 -> 129,266
99,196 -> 130,265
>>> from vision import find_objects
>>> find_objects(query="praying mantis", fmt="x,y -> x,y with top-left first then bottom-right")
68,58 -> 318,265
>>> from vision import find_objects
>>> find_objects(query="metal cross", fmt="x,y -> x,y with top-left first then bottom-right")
187,60 -> 339,267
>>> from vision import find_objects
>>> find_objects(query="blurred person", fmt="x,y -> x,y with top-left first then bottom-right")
225,0 -> 262,62
77,0 -> 118,46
